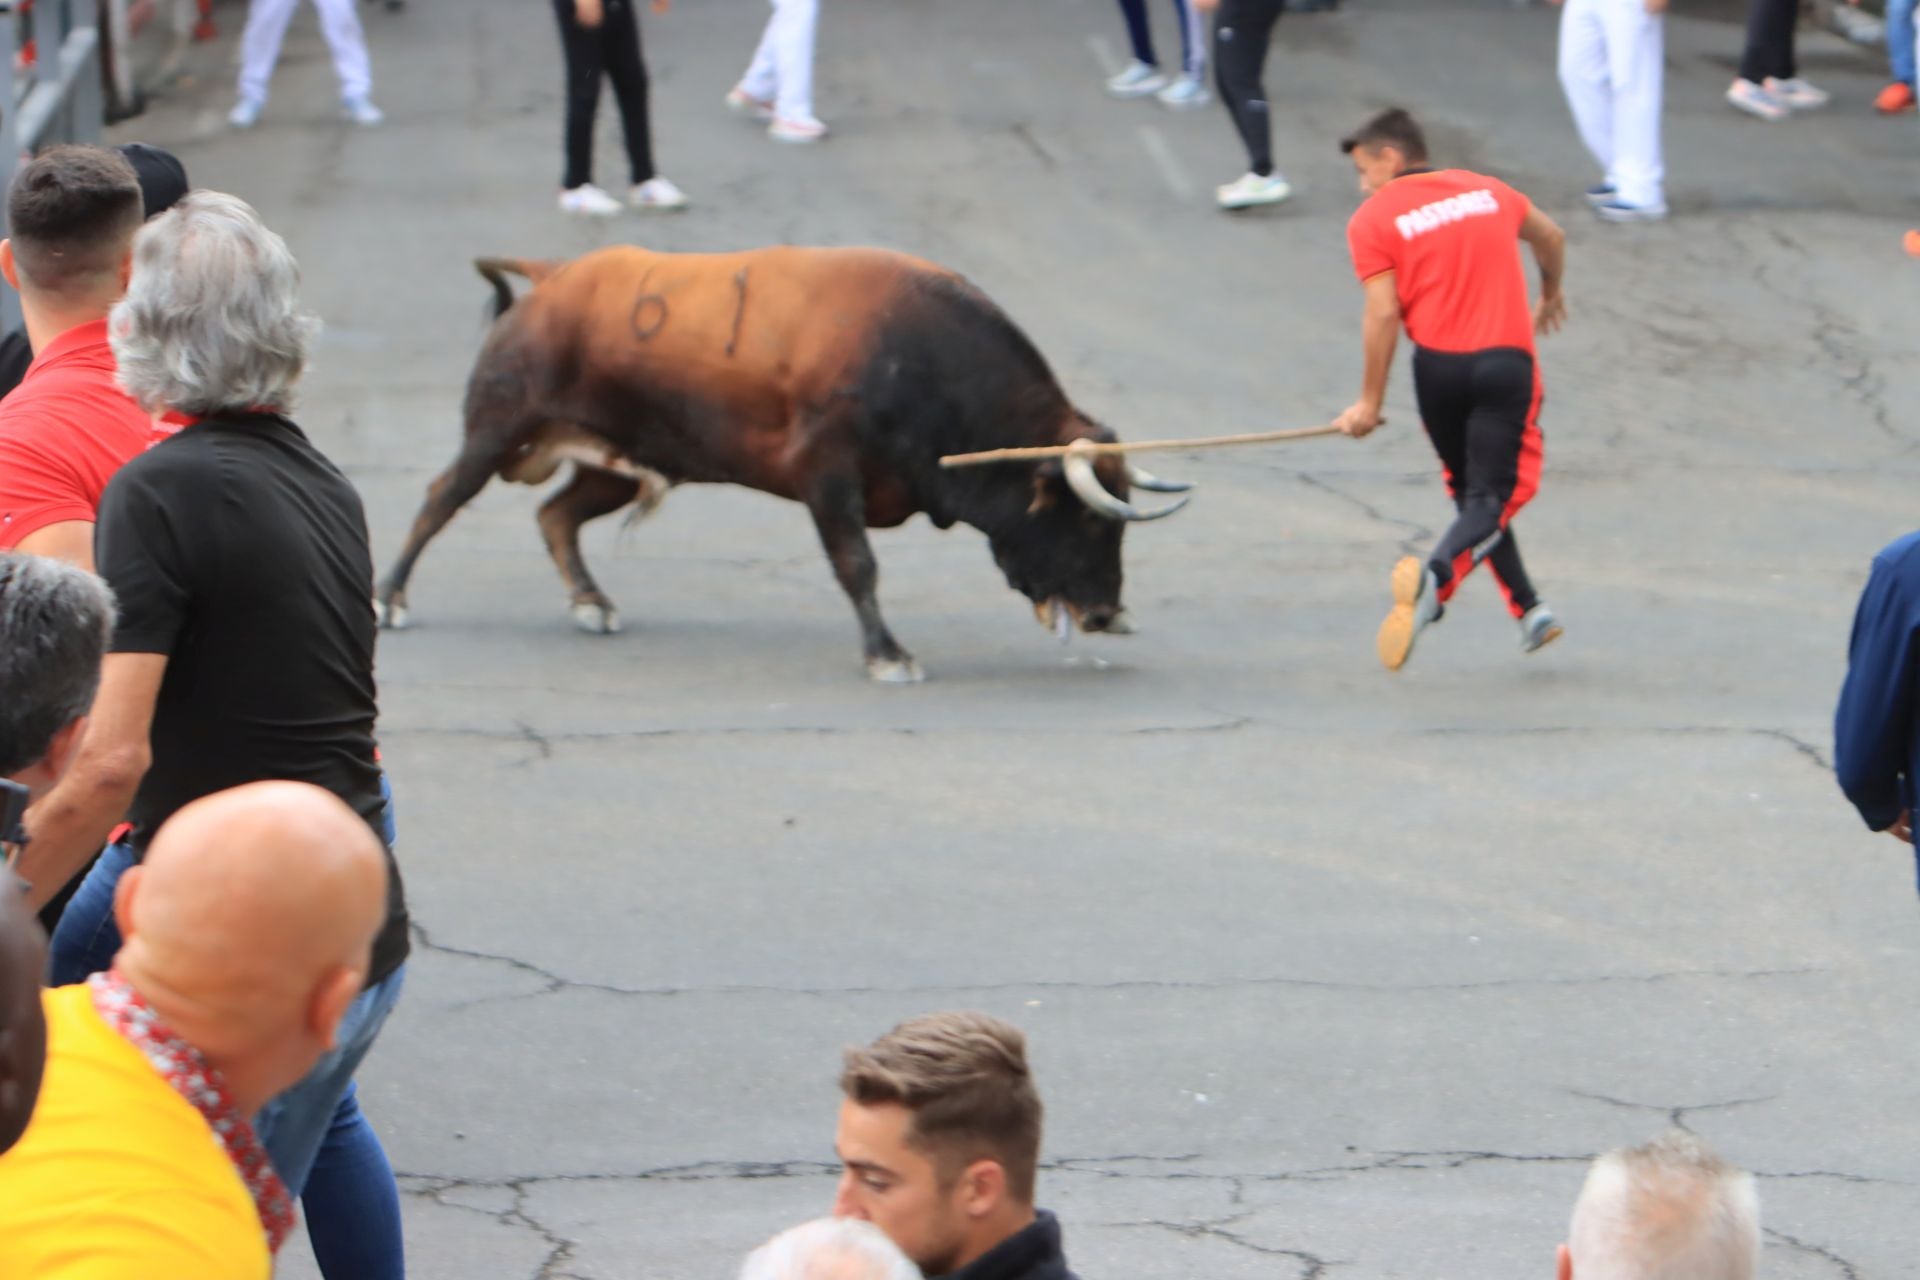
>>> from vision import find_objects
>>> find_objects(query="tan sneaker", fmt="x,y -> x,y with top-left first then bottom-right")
1377,556 -> 1438,671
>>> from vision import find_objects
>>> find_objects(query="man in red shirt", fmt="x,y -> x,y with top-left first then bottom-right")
1333,109 -> 1569,671
0,146 -> 178,570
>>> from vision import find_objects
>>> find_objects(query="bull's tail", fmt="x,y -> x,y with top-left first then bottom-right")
473,256 -> 563,322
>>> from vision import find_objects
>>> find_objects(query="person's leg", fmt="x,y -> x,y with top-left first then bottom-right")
302,1082 -> 406,1280
1213,0 -> 1281,175
311,0 -> 373,101
256,964 -> 407,1191
1890,0 -> 1918,85
1485,526 -> 1539,619
739,3 -> 781,101
1737,0 -> 1795,83
553,0 -> 604,189
1556,0 -> 1615,187
1603,0 -> 1664,209
768,0 -> 819,123
237,0 -> 301,104
601,0 -> 656,183
45,841 -> 137,986
1428,350 -> 1541,604
1117,0 -> 1157,66
1171,0 -> 1205,77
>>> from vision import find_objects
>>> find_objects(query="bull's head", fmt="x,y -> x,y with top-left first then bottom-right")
986,430 -> 1192,637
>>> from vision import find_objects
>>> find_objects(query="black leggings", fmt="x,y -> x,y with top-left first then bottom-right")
1737,0 -> 1797,84
1212,0 -> 1284,177
554,0 -> 655,190
1412,346 -> 1543,618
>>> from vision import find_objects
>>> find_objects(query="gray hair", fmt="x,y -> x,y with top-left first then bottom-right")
1568,1131 -> 1760,1280
108,190 -> 315,416
739,1219 -> 920,1280
0,555 -> 115,776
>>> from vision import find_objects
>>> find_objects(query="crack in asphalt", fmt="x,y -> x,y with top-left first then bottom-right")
1294,471 -> 1433,552
1765,1227 -> 1863,1280
1561,1087 -> 1776,1134
407,922 -> 1826,1007
1118,1215 -> 1335,1278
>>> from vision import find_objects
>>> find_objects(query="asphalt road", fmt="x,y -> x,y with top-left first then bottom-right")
114,1 -> 1920,1276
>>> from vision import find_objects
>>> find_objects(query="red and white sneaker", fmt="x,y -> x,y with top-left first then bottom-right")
726,86 -> 775,121
769,115 -> 828,144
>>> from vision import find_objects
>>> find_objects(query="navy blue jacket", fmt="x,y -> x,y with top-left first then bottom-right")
1836,532 -> 1920,858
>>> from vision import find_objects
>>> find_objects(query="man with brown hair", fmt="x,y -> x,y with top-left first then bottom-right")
833,1011 -> 1079,1280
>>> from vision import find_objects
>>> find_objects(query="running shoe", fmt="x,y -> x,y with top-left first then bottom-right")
227,96 -> 263,129
1595,199 -> 1668,223
1765,76 -> 1829,110
1216,171 -> 1293,211
1156,72 -> 1211,110
769,115 -> 828,144
1726,78 -> 1789,121
558,184 -> 623,217
1106,59 -> 1169,98
1377,556 -> 1440,672
630,177 -> 689,211
1584,183 -> 1617,206
1906,229 -> 1920,257
1519,603 -> 1563,654
343,96 -> 384,126
726,85 -> 775,121
1877,81 -> 1917,114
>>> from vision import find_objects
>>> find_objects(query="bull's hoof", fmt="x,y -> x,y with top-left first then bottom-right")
1101,609 -> 1137,636
376,597 -> 410,630
867,656 -> 926,684
570,601 -> 622,635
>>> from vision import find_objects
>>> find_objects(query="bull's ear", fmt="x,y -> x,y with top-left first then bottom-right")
1028,460 -> 1065,514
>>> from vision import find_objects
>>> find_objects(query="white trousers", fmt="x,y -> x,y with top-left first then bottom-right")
238,0 -> 373,104
1556,0 -> 1663,208
739,0 -> 819,123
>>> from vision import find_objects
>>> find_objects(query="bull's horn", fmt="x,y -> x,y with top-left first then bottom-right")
1063,445 -> 1191,522
1125,463 -> 1195,494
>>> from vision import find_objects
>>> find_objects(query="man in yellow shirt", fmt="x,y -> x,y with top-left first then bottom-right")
0,781 -> 388,1278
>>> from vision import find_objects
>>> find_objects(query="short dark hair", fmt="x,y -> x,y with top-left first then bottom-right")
840,1011 -> 1044,1204
0,555 -> 115,776
6,145 -> 143,296
1340,108 -> 1429,164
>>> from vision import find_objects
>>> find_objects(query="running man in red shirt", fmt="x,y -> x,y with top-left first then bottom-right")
1332,109 -> 1569,671
0,145 -> 186,569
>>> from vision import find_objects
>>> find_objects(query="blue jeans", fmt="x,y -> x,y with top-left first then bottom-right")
47,778 -> 407,1280
1891,0 -> 1917,85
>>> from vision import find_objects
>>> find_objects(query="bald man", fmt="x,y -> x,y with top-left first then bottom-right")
0,884 -> 46,1154
0,782 -> 387,1278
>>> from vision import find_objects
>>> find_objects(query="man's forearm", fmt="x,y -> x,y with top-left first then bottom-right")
1358,311 -> 1400,407
20,755 -> 144,910
1533,238 -> 1566,299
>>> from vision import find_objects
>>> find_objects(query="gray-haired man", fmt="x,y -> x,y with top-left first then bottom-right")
741,1218 -> 920,1280
1558,1130 -> 1759,1280
0,553 -> 114,1155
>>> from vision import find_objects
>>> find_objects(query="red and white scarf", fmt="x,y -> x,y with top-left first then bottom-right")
88,969 -> 295,1252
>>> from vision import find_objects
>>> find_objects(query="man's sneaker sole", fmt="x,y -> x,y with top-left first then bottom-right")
1523,622 -> 1564,654
1377,555 -> 1427,671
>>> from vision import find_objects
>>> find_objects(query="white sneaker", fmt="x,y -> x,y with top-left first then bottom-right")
343,96 -> 384,126
1726,78 -> 1789,121
558,184 -> 623,217
1156,72 -> 1212,110
630,176 -> 688,211
1519,603 -> 1563,654
228,97 -> 263,129
769,115 -> 827,144
1216,171 -> 1293,210
1765,76 -> 1829,110
1106,59 -> 1169,99
1378,556 -> 1441,671
726,85 -> 775,121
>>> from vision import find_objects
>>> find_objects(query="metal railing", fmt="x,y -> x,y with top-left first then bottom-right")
0,0 -> 106,330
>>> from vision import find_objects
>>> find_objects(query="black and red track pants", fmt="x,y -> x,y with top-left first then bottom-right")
1412,345 -> 1544,619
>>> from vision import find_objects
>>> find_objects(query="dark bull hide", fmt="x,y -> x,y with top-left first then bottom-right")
375,246 -> 1192,681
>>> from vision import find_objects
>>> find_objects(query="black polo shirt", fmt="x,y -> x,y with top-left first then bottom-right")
95,412 -> 408,983
940,1211 -> 1079,1280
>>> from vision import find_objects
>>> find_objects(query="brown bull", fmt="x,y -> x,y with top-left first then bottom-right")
376,245 -> 1191,681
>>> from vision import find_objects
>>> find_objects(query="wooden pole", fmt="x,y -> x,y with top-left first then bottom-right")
938,424 -> 1346,468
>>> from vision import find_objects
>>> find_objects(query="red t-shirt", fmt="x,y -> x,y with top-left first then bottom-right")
1346,170 -> 1535,356
0,319 -> 174,550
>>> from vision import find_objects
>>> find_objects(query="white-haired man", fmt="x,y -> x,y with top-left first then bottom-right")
1558,1130 -> 1760,1280
19,192 -> 408,1280
742,1218 -> 921,1280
